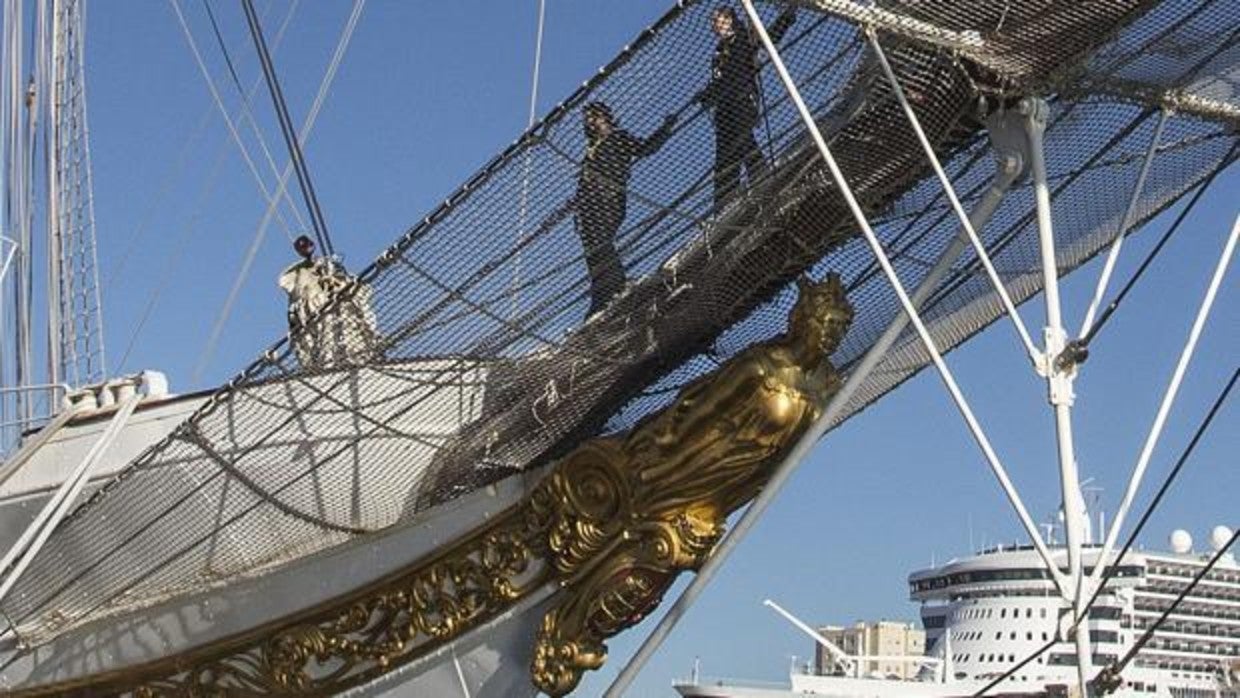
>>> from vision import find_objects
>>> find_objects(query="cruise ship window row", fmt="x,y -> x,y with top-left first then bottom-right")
945,606 -> 1050,622
1136,654 -> 1240,677
1134,601 -> 1240,623
1141,581 -> 1240,602
949,629 -> 1052,643
1046,652 -> 1118,666
1147,563 -> 1240,585
910,565 -> 1142,592
1141,637 -> 1240,656
1128,616 -> 1240,639
1167,688 -> 1235,698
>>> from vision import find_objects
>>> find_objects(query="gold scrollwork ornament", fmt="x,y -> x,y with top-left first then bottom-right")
530,273 -> 853,696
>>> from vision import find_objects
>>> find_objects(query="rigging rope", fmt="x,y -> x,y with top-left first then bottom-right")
241,0 -> 335,258
510,0 -> 548,318
106,0 -> 301,290
1077,140 -> 1240,348
1095,524 -> 1240,694
115,0 -> 300,374
168,0 -> 302,240
972,366 -> 1240,696
192,0 -> 366,386
201,0 -> 307,234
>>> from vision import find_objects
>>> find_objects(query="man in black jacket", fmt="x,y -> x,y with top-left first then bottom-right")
575,101 -> 676,316
697,5 -> 796,208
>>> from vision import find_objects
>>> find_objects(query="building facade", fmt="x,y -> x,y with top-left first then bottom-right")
814,620 -> 926,678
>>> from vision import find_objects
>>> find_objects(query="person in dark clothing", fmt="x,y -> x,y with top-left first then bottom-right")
697,5 -> 796,207
575,101 -> 677,316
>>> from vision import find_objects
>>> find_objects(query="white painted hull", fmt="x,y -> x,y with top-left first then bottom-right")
0,359 -> 561,696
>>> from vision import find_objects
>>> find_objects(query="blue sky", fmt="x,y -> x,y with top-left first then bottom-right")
76,2 -> 1238,695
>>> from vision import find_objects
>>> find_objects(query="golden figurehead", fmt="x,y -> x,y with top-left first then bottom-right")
531,273 -> 853,695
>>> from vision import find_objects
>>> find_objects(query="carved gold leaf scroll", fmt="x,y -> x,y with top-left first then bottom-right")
13,274 -> 850,697
528,273 -> 852,695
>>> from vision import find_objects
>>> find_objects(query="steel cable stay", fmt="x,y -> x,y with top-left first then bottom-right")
199,0 -> 307,234
1077,109 -> 1169,339
972,366 -> 1240,696
193,0 -> 366,386
1076,139 -> 1240,351
241,0 -> 334,259
168,0 -> 304,241
1087,212 -> 1239,596
610,6 -> 1239,696
1094,526 -> 1240,694
112,2 -> 300,376
104,0 -> 301,291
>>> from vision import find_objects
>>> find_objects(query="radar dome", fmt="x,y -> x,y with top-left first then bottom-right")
1211,526 -> 1233,552
1169,529 -> 1193,554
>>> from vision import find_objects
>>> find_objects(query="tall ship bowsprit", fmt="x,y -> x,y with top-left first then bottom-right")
0,0 -> 1236,696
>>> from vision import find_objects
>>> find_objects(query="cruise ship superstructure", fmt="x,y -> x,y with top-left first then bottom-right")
678,528 -> 1240,698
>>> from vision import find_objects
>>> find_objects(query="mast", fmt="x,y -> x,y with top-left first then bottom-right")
0,0 -> 105,451
47,0 -> 105,388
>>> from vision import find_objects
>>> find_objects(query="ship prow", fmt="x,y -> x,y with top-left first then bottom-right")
0,453 -> 555,696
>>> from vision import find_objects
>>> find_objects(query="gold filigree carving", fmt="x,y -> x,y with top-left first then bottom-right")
530,274 -> 853,696
142,526 -> 538,695
18,520 -> 549,697
12,275 -> 850,697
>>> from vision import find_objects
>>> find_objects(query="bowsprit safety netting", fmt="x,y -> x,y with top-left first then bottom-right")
3,0 -> 1236,644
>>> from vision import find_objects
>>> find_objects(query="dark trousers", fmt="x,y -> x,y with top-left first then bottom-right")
576,199 -> 626,316
713,110 -> 766,208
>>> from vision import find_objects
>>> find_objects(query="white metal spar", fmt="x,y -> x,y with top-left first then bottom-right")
0,393 -> 141,609
866,32 -> 1100,689
864,29 -> 1041,368
604,149 -> 1022,698
603,7 -> 1047,696
738,0 -> 1067,589
1021,96 -> 1094,693
1078,109 -> 1168,338
1088,211 -> 1240,595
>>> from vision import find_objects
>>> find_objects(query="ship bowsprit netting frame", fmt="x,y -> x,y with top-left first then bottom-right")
2,0 -> 1237,644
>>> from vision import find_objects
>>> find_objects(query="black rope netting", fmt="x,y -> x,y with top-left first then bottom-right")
2,0 -> 1236,644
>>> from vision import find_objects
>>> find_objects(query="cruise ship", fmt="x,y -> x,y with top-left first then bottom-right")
677,527 -> 1240,698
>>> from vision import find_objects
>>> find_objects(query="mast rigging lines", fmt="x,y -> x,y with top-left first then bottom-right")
1,0 -> 106,449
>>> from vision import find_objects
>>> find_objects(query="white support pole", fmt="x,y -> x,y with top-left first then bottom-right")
0,393 -> 141,606
605,159 -> 1015,698
1089,211 -> 1239,592
603,11 -> 1048,697
44,0 -> 62,388
764,599 -> 858,677
866,30 -> 1041,366
1078,109 -> 1168,338
738,0 -> 1065,588
1021,99 -> 1092,691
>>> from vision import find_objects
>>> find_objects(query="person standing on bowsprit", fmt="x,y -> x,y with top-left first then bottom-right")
697,5 -> 796,208
575,101 -> 677,316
